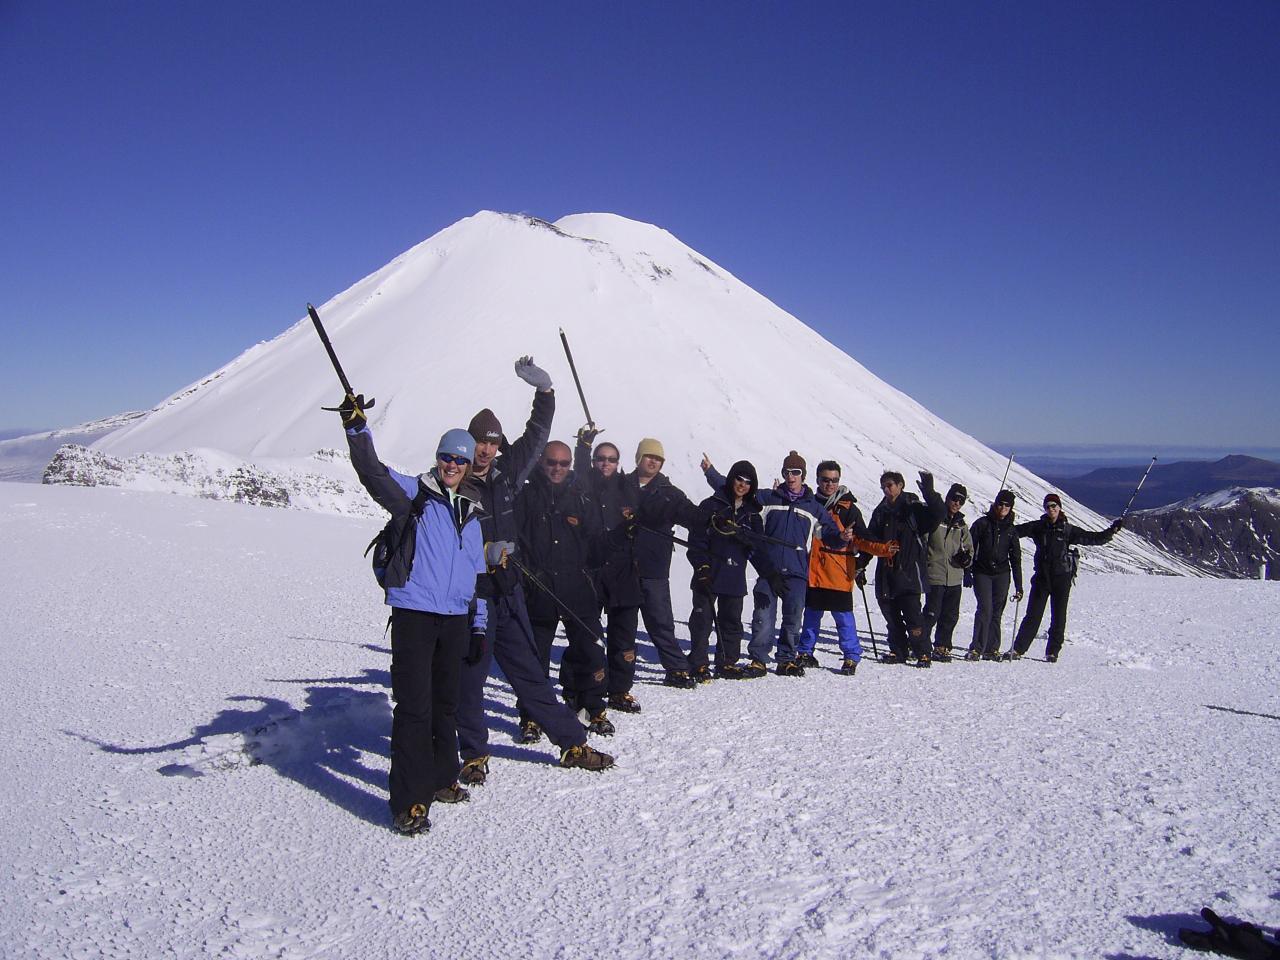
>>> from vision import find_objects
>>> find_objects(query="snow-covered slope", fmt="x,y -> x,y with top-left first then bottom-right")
81,210 -> 1182,574
1,482 -> 1274,958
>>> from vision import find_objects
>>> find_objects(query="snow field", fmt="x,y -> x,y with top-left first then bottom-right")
2,482 -> 1276,959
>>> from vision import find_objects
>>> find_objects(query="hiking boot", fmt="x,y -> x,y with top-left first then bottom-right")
692,665 -> 714,684
964,650 -> 981,662
433,783 -> 470,804
458,756 -> 489,787
795,653 -> 820,669
1001,650 -> 1022,662
935,648 -> 953,663
917,654 -> 932,669
1046,654 -> 1059,663
587,711 -> 615,736
518,720 -> 543,744
932,645 -> 947,660
741,660 -> 769,679
716,663 -> 748,680
392,803 -> 431,836
776,660 -> 806,677
559,743 -> 615,771
881,652 -> 905,665
839,659 -> 858,676
663,671 -> 697,689
608,692 -> 642,714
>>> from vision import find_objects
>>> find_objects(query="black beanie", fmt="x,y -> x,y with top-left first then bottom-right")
468,408 -> 503,444
995,489 -> 1016,508
946,483 -> 968,502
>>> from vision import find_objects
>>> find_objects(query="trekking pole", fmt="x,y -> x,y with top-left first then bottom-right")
860,583 -> 880,665
506,553 -> 606,649
308,303 -> 376,411
998,452 -> 1014,494
1119,456 -> 1158,518
558,328 -> 600,434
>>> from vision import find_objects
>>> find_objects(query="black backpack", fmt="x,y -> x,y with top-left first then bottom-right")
365,482 -> 431,588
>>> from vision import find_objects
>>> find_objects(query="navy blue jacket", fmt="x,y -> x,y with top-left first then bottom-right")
628,472 -> 702,580
705,467 -> 842,578
865,488 -> 946,600
471,389 -> 554,599
515,469 -> 606,621
686,484 -> 775,598
573,440 -> 644,608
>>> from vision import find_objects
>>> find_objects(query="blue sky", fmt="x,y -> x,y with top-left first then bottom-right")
2,1 -> 1276,446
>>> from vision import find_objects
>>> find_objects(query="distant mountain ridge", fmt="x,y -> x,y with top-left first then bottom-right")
1125,486 -> 1280,579
1045,455 -> 1280,516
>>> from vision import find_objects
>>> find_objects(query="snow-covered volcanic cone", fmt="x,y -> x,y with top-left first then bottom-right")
87,211 -> 1184,574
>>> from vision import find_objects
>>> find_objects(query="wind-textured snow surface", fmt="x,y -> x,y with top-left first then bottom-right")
73,210 -> 1186,576
3,482 -> 1276,959
1143,486 -> 1280,513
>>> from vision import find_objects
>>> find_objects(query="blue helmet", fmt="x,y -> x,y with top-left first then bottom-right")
436,428 -> 475,463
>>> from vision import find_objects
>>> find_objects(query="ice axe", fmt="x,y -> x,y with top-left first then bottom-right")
1118,456 -> 1158,518
559,328 -> 601,435
309,303 -> 375,412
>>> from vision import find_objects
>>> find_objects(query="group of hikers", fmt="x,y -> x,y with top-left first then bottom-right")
338,357 -> 1125,836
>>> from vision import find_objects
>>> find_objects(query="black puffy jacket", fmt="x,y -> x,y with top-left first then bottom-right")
970,511 -> 1024,592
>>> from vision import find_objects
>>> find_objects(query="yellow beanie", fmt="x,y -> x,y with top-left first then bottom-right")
635,438 -> 665,466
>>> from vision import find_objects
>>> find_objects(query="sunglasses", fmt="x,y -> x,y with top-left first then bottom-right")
593,455 -> 620,464
818,476 -> 840,484
783,468 -> 803,477
544,459 -> 571,468
732,475 -> 752,485
949,495 -> 966,504
438,453 -> 470,466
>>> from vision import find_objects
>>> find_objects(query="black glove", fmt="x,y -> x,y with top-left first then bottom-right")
1013,589 -> 1024,601
464,631 -> 487,666
1110,518 -> 1125,533
338,393 -> 368,431
576,423 -> 600,447
1178,907 -> 1280,959
917,471 -> 935,495
766,573 -> 787,596
963,570 -> 974,588
693,564 -> 712,593
855,568 -> 867,589
950,547 -> 973,569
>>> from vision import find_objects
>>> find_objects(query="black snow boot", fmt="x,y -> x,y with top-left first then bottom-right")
795,653 -> 820,669
587,712 -> 615,736
518,720 -> 544,743
459,756 -> 489,787
392,803 -> 431,836
692,665 -> 714,684
433,783 -> 470,804
741,660 -> 769,679
663,671 -> 697,689
560,743 -> 615,771
608,692 -> 642,713
776,660 -> 806,677
839,659 -> 858,675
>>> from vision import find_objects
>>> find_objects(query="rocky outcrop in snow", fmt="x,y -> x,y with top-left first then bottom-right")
42,444 -> 381,518
1126,487 -> 1280,579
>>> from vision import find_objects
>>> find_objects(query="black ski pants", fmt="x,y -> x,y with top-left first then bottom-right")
923,583 -> 963,652
687,589 -> 745,670
388,607 -> 466,816
639,577 -> 692,675
1014,572 -> 1073,659
525,613 -> 607,719
602,604 -> 639,697
878,592 -> 929,659
970,571 -> 1011,657
456,585 -> 587,760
